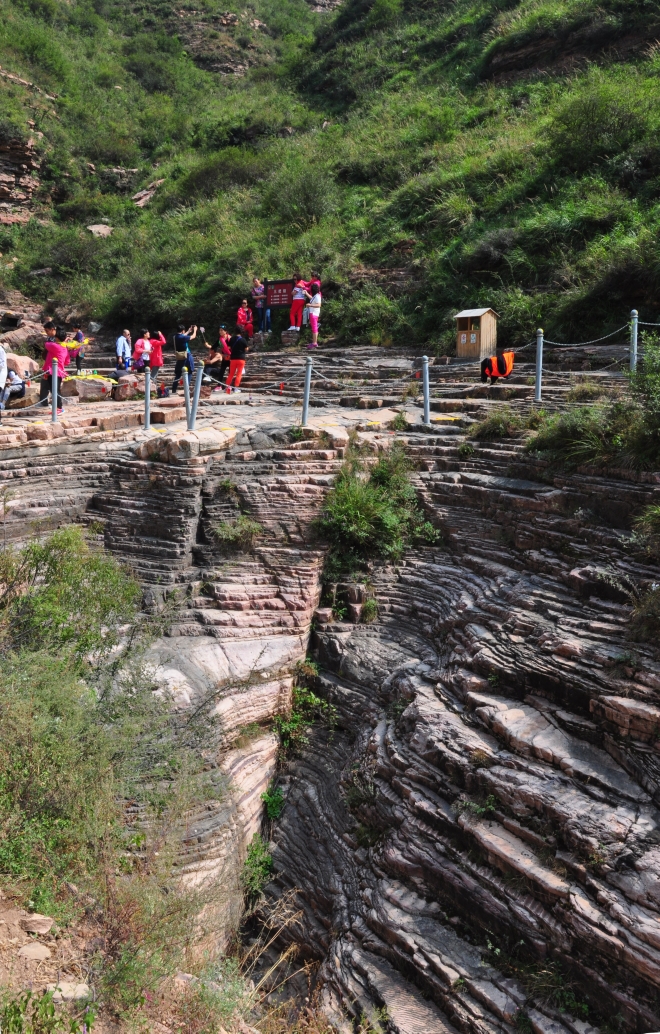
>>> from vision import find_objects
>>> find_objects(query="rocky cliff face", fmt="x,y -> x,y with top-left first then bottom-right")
2,353 -> 660,1033
0,135 -> 40,224
267,433 -> 660,1034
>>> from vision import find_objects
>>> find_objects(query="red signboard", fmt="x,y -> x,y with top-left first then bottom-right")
266,279 -> 294,308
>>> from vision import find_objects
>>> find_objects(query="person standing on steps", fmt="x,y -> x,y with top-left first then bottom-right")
226,330 -> 249,394
133,330 -> 152,370
40,327 -> 69,412
251,277 -> 270,334
306,282 -> 322,349
171,323 -> 197,395
236,300 -> 254,339
69,324 -> 86,374
149,330 -> 166,386
289,276 -> 308,331
116,329 -> 131,371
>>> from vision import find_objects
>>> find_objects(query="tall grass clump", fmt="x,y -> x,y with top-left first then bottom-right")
527,336 -> 660,469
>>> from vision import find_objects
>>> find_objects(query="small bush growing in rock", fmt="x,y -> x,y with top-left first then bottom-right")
261,784 -> 285,820
241,833 -> 273,902
361,597 -> 378,623
318,444 -> 438,575
214,515 -> 263,551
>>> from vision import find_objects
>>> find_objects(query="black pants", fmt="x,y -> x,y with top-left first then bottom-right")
76,356 -> 83,373
171,355 -> 194,393
208,360 -> 229,383
40,374 -> 62,408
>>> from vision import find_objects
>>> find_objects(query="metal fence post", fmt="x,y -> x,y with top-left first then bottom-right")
182,367 -> 191,426
422,355 -> 431,425
535,328 -> 543,403
51,358 -> 58,423
302,356 -> 312,427
189,362 -> 204,431
144,366 -> 151,430
631,309 -> 639,373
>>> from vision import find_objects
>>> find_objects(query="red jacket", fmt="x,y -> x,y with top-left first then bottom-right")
150,332 -> 165,366
237,306 -> 253,327
43,340 -> 69,376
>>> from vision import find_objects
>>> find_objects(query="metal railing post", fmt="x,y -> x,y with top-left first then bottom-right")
301,356 -> 312,427
188,362 -> 204,431
631,309 -> 638,373
182,367 -> 191,426
535,328 -> 543,403
144,366 -> 151,430
51,358 -> 58,422
422,355 -> 431,425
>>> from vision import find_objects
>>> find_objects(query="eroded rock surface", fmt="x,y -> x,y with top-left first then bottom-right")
266,437 -> 660,1034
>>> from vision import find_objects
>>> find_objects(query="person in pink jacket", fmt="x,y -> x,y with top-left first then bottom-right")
40,327 -> 69,412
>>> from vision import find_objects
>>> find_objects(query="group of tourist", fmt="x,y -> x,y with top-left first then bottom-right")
0,270 -> 323,417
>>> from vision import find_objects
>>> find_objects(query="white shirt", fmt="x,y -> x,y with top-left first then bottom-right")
308,292 -> 322,311
0,346 -> 6,391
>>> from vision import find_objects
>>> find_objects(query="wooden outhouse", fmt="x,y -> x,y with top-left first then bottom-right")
454,308 -> 499,359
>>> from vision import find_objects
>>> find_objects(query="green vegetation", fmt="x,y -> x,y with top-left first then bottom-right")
241,833 -> 273,902
2,0 -> 660,342
273,684 -> 335,756
317,444 -> 438,577
261,783 -> 285,819
361,597 -> 378,623
524,335 -> 660,469
0,990 -> 96,1034
214,514 -> 264,551
0,526 -> 224,1021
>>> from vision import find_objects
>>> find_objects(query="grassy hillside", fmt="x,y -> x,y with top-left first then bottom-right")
1,0 -> 660,347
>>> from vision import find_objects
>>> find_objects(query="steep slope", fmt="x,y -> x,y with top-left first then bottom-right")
2,0 -> 660,341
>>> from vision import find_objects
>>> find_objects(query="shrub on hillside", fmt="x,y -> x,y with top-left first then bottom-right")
261,163 -> 338,230
546,81 -> 647,172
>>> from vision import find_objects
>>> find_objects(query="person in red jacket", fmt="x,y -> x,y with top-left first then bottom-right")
149,331 -> 166,385
236,300 -> 253,338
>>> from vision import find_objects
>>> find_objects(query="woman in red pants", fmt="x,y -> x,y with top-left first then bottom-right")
226,331 -> 249,394
289,276 -> 308,331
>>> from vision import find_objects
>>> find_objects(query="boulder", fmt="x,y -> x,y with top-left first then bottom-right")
20,913 -> 54,935
7,386 -> 39,409
113,375 -> 139,401
134,426 -> 237,464
0,321 -> 45,353
77,377 -> 114,402
60,378 -> 80,397
47,982 -> 90,1002
6,352 -> 39,376
18,942 -> 51,961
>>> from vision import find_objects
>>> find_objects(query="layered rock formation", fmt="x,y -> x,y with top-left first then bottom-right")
1,345 -> 659,1032
266,431 -> 660,1034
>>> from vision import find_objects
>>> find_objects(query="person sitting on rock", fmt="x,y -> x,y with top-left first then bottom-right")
236,300 -> 254,339
1,369 -> 26,411
0,344 -> 6,423
481,348 -> 514,384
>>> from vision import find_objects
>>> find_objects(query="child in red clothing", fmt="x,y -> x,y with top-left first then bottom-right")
236,300 -> 254,338
289,276 -> 308,331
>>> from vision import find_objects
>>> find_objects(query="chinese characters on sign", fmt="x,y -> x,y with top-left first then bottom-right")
266,279 -> 294,308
